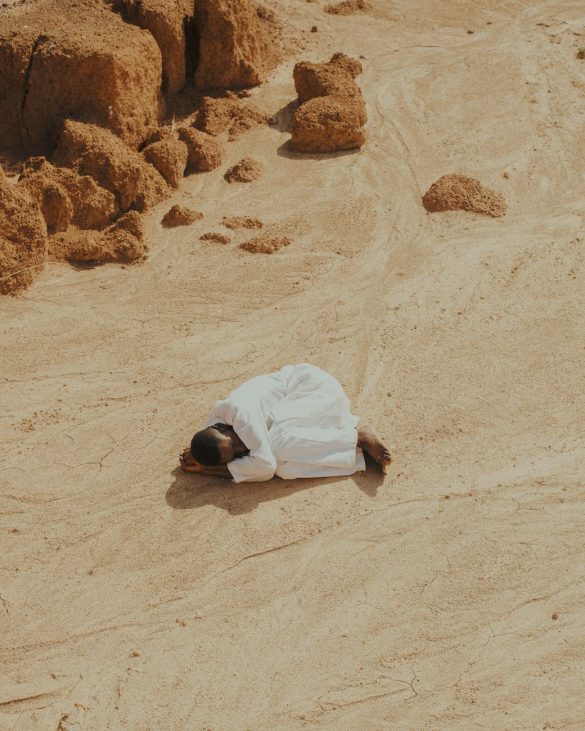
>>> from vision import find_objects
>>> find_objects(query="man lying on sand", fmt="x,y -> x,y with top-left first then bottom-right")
180,363 -> 391,482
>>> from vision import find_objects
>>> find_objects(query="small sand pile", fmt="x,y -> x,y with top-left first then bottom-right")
422,174 -> 508,217
240,236 -> 290,254
291,53 -> 367,153
177,127 -> 225,173
324,0 -> 372,16
143,137 -> 189,188
222,216 -> 263,230
49,212 -> 146,264
162,205 -> 203,228
200,232 -> 231,244
224,157 -> 262,183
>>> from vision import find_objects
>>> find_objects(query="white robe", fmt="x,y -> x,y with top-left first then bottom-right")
205,364 -> 366,483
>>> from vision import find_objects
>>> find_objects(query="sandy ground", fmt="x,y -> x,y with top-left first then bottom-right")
2,1 -> 585,728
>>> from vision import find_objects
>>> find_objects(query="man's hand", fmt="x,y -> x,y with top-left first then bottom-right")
179,448 -> 205,473
179,447 -> 233,479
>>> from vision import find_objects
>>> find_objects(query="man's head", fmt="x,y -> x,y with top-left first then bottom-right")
190,423 -> 247,466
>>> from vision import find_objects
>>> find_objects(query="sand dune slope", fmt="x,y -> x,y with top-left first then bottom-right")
1,1 -> 585,728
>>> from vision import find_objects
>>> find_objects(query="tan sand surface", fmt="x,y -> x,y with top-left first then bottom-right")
2,1 -> 585,728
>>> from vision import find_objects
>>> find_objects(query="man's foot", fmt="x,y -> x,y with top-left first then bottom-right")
179,447 -> 203,473
357,425 -> 392,474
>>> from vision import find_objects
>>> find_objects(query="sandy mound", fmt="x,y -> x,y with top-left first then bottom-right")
110,0 -> 195,96
422,174 -> 508,217
200,232 -> 231,244
49,211 -> 146,264
239,235 -> 290,253
0,167 -> 47,294
162,205 -> 203,228
294,60 -> 360,104
143,137 -> 189,188
224,157 -> 262,183
195,0 -> 276,90
324,0 -> 372,15
0,0 -> 164,152
177,127 -> 225,173
291,95 -> 367,153
222,216 -> 263,230
54,120 -> 169,212
18,156 -> 118,231
195,96 -> 267,140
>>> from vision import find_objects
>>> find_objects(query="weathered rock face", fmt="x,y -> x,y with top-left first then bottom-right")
18,157 -> 118,231
143,137 -> 189,188
328,52 -> 363,79
195,0 -> 273,90
291,95 -> 367,153
422,174 -> 508,217
111,0 -> 196,95
0,168 -> 48,295
177,127 -> 225,172
54,120 -> 170,212
0,1 -> 165,153
293,61 -> 358,104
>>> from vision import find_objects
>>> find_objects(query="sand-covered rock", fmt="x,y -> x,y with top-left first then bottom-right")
196,97 -> 267,140
0,167 -> 48,295
222,216 -> 263,230
162,205 -> 203,228
239,236 -> 291,253
0,0 -> 164,152
177,127 -> 225,173
325,0 -> 372,15
195,0 -> 274,90
293,60 -> 359,103
18,157 -> 118,231
224,157 -> 262,183
143,138 -> 189,188
200,232 -> 231,244
291,95 -> 367,153
110,0 -> 195,95
50,212 -> 146,264
422,174 -> 507,217
54,120 -> 169,212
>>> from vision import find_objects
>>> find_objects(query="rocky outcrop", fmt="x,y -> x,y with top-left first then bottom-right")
0,167 -> 48,295
0,1 -> 164,153
143,137 -> 189,188
54,120 -> 169,212
18,157 -> 118,231
291,95 -> 367,153
177,127 -> 225,173
195,0 -> 274,90
290,54 -> 367,153
49,212 -> 147,264
110,0 -> 196,95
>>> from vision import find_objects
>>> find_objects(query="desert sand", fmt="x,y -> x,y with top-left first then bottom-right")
1,0 -> 585,729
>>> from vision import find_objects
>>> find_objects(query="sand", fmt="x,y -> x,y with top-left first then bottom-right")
2,1 -> 585,729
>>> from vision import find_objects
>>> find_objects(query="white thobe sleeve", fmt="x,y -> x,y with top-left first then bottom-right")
205,399 -> 277,483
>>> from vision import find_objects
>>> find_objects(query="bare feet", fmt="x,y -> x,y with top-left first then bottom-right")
357,425 -> 392,474
179,447 -> 204,473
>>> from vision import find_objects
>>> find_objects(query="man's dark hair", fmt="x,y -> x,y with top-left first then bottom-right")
190,427 -> 222,466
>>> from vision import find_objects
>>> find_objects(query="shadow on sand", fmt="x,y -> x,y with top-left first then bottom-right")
165,454 -> 385,516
